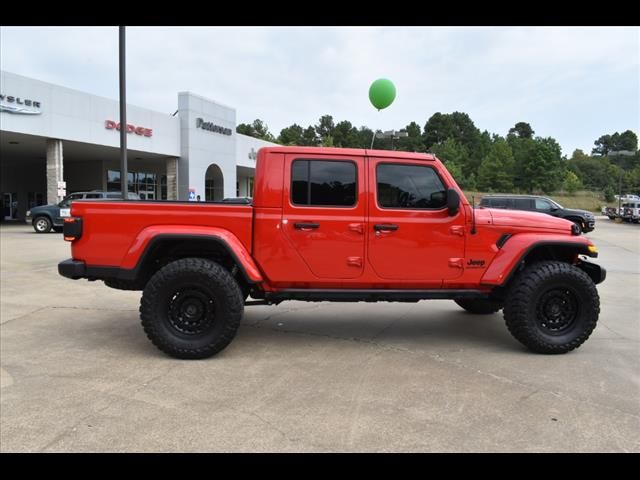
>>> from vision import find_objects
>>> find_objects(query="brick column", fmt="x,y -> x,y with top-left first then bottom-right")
46,139 -> 64,204
166,157 -> 178,200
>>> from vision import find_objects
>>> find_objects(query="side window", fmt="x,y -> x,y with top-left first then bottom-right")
491,198 -> 508,209
535,199 -> 552,211
513,198 -> 532,209
85,193 -> 102,199
291,159 -> 357,207
377,163 -> 447,209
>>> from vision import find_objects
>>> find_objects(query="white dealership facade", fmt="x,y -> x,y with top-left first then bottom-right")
0,70 -> 276,221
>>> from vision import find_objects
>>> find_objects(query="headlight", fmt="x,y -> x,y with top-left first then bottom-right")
588,245 -> 598,254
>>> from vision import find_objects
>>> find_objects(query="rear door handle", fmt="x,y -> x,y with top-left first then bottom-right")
294,222 -> 320,230
374,224 -> 398,231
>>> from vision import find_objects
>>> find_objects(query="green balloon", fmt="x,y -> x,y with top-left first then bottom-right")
369,78 -> 396,110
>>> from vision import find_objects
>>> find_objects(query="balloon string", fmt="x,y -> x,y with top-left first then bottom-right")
370,130 -> 375,149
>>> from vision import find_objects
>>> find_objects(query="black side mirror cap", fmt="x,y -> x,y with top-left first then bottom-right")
447,188 -> 460,216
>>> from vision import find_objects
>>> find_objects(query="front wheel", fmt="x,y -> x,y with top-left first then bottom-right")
140,258 -> 244,359
503,261 -> 599,354
33,216 -> 52,233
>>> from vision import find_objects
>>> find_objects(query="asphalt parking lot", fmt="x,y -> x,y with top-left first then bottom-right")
1,219 -> 639,452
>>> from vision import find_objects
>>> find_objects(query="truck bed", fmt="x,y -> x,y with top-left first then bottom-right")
68,200 -> 253,268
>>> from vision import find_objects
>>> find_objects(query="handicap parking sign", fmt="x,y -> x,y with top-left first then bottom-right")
189,188 -> 196,201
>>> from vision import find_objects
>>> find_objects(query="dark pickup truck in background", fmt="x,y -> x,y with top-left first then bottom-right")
479,195 -> 596,233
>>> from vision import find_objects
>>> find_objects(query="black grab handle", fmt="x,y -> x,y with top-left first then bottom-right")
374,224 -> 399,231
294,222 -> 320,229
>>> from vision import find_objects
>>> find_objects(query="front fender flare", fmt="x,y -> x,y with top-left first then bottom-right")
480,234 -> 595,286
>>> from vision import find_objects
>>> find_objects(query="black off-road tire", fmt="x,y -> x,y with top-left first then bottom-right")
140,258 -> 244,359
33,216 -> 52,233
571,219 -> 583,233
455,298 -> 503,314
503,261 -> 599,354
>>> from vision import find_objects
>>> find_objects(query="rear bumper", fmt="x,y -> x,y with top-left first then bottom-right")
58,259 -> 86,279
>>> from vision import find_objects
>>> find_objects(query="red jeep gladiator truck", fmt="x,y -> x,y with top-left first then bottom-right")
58,147 -> 605,358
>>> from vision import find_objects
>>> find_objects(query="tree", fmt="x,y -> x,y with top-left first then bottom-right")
562,171 -> 583,195
396,121 -> 425,152
508,122 -> 535,139
591,130 -> 638,156
277,124 -> 304,145
236,119 -> 276,142
430,138 -> 472,188
476,139 -> 515,192
515,140 -> 565,193
300,126 -> 319,146
592,134 -> 613,156
332,120 -> 359,148
315,115 -> 335,144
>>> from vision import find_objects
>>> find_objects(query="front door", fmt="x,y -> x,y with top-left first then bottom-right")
281,154 -> 366,279
367,158 -> 465,282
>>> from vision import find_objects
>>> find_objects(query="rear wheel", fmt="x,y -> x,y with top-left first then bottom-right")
503,261 -> 599,354
454,298 -> 503,314
140,258 -> 244,359
33,216 -> 52,233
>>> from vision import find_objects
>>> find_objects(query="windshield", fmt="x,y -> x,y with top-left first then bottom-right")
549,198 -> 563,209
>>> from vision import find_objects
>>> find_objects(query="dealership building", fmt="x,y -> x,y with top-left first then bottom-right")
0,70 -> 276,221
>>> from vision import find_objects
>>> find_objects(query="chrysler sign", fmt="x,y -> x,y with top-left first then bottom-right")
196,118 -> 232,136
0,94 -> 42,115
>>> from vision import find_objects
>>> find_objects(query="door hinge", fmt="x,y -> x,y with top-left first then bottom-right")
450,225 -> 465,236
348,223 -> 364,234
347,256 -> 363,267
448,258 -> 464,269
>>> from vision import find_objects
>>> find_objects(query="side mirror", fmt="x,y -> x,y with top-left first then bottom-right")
447,188 -> 460,216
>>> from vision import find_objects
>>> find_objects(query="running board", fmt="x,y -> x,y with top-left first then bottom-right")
262,289 -> 489,304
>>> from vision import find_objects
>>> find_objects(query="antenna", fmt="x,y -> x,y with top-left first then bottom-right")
471,195 -> 477,235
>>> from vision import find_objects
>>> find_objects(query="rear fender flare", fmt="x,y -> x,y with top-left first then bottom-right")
122,225 -> 263,283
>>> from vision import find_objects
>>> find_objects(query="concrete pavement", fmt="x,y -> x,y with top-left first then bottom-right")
1,219 -> 638,452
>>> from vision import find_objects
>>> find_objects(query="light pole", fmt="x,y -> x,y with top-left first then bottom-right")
119,26 -> 128,199
375,130 -> 408,150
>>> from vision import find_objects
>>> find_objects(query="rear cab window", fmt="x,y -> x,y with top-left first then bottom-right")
291,159 -> 357,207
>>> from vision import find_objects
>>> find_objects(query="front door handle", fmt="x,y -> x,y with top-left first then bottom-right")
294,222 -> 320,230
374,224 -> 399,231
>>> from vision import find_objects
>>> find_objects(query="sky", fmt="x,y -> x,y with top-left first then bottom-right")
1,26 -> 638,156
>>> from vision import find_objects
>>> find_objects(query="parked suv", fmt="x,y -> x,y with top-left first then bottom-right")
621,202 -> 640,223
26,191 -> 140,233
479,195 -> 595,233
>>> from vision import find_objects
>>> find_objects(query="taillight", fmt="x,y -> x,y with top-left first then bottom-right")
63,217 -> 83,242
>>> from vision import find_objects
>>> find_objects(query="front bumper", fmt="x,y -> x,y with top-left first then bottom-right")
58,259 -> 86,279
577,260 -> 606,285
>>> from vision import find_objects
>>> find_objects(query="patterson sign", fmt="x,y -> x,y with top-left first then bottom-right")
196,117 -> 232,136
105,120 -> 153,137
0,94 -> 42,115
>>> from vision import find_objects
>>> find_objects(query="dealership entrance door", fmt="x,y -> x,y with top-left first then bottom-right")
2,192 -> 18,220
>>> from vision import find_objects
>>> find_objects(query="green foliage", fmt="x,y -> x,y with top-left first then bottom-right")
277,124 -> 304,145
267,112 -> 636,197
477,139 -> 515,192
592,130 -> 638,156
562,171 -> 583,195
236,119 -> 276,142
604,185 -> 615,202
508,122 -> 535,139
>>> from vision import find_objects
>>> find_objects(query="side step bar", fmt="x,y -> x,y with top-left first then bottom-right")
260,289 -> 490,304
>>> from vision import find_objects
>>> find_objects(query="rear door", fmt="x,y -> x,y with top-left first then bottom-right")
281,153 -> 366,279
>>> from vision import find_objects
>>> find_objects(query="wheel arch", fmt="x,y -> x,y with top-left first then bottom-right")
481,235 -> 598,288
123,231 -> 263,289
